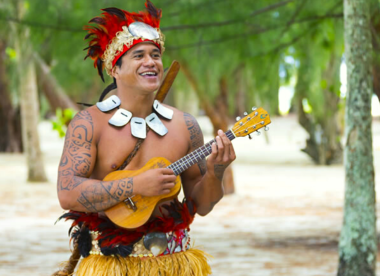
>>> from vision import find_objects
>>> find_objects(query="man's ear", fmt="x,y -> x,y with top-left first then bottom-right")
111,66 -> 118,79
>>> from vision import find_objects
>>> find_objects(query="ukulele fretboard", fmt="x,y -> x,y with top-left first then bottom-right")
167,130 -> 235,175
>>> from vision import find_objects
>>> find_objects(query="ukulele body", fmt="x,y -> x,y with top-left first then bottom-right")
103,157 -> 181,229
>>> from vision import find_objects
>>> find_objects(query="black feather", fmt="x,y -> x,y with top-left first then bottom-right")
77,226 -> 92,257
58,212 -> 81,222
102,7 -> 126,21
100,246 -> 116,256
89,17 -> 106,25
84,33 -> 95,40
146,0 -> 160,18
97,59 -> 105,83
100,244 -> 134,257
88,45 -> 101,57
117,245 -> 134,257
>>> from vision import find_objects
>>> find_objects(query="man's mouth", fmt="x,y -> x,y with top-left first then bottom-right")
139,71 -> 158,77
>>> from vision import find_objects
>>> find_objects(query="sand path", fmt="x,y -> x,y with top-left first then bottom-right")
1,115 -> 380,276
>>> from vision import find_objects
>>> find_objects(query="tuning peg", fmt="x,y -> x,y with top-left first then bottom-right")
248,134 -> 252,140
256,131 -> 261,136
243,112 -> 248,116
236,116 -> 241,121
252,107 -> 257,111
264,126 -> 269,131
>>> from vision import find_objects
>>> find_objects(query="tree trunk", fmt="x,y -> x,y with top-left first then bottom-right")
320,49 -> 343,164
371,13 -> 380,102
295,34 -> 343,165
15,23 -> 48,183
338,0 -> 376,275
181,62 -> 235,194
35,53 -> 79,116
0,39 -> 23,152
19,56 -> 48,182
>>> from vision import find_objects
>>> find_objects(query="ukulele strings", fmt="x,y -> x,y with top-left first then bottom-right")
168,130 -> 235,175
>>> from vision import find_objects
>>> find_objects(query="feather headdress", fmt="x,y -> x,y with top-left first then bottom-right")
84,0 -> 165,82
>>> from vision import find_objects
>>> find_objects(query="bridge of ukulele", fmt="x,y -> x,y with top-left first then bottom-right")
124,196 -> 137,212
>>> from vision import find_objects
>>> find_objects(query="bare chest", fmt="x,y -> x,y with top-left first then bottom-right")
92,123 -> 189,179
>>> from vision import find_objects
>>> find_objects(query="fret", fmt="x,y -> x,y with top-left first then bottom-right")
197,147 -> 206,159
166,129 -> 236,175
193,148 -> 201,162
189,152 -> 196,165
179,161 -> 185,171
184,156 -> 191,168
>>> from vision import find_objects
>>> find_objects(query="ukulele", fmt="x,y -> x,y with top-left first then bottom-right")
104,107 -> 271,229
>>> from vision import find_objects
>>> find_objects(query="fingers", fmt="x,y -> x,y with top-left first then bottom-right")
162,174 -> 177,183
160,168 -> 175,175
161,181 -> 175,195
218,129 -> 231,162
212,130 -> 232,163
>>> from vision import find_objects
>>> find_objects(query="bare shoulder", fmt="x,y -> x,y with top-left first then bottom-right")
161,104 -> 204,150
67,105 -> 105,144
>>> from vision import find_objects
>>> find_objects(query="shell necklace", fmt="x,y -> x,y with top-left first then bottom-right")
96,95 -> 173,139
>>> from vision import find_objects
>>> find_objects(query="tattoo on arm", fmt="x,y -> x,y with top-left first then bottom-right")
58,110 -> 94,191
77,178 -> 134,212
214,164 -> 227,181
184,113 -> 207,176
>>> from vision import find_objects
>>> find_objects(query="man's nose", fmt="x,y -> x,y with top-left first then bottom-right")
142,55 -> 155,67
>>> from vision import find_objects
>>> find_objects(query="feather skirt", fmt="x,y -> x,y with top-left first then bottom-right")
71,247 -> 211,276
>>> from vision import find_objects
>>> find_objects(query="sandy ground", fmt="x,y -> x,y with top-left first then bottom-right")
1,115 -> 380,276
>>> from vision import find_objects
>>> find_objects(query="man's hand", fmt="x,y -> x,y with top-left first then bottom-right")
134,168 -> 177,197
207,129 -> 236,181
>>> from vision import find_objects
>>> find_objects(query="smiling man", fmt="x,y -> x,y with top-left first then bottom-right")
55,1 -> 236,276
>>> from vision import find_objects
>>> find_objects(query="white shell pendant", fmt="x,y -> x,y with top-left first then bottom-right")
145,113 -> 168,136
108,108 -> 132,127
153,100 -> 174,120
96,95 -> 121,112
131,117 -> 147,139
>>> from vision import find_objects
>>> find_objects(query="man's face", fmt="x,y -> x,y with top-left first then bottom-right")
113,43 -> 163,94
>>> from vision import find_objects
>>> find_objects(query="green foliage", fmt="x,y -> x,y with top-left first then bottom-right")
51,108 -> 77,137
1,0 -> 346,117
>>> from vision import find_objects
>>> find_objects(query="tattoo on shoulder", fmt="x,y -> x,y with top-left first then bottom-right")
184,113 -> 207,175
58,110 -> 94,191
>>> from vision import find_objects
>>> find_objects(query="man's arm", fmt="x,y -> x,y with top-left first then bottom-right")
57,110 -> 135,212
181,113 -> 236,216
57,109 -> 177,213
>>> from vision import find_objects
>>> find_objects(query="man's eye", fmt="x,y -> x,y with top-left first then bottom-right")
135,55 -> 143,58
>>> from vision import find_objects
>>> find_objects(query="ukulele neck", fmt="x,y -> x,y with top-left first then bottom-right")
167,130 -> 235,176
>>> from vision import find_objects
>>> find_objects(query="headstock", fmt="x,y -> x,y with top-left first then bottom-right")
232,107 -> 271,139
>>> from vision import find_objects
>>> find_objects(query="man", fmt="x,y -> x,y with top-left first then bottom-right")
56,1 -> 236,275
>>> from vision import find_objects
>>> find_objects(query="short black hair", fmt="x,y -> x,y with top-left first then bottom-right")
98,52 -> 127,101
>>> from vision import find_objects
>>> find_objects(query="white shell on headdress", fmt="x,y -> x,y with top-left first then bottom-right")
145,113 -> 168,136
96,95 -> 121,112
128,22 -> 160,40
153,100 -> 173,120
131,117 -> 147,139
108,108 -> 132,127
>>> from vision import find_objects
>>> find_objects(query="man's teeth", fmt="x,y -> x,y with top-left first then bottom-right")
140,72 -> 157,76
